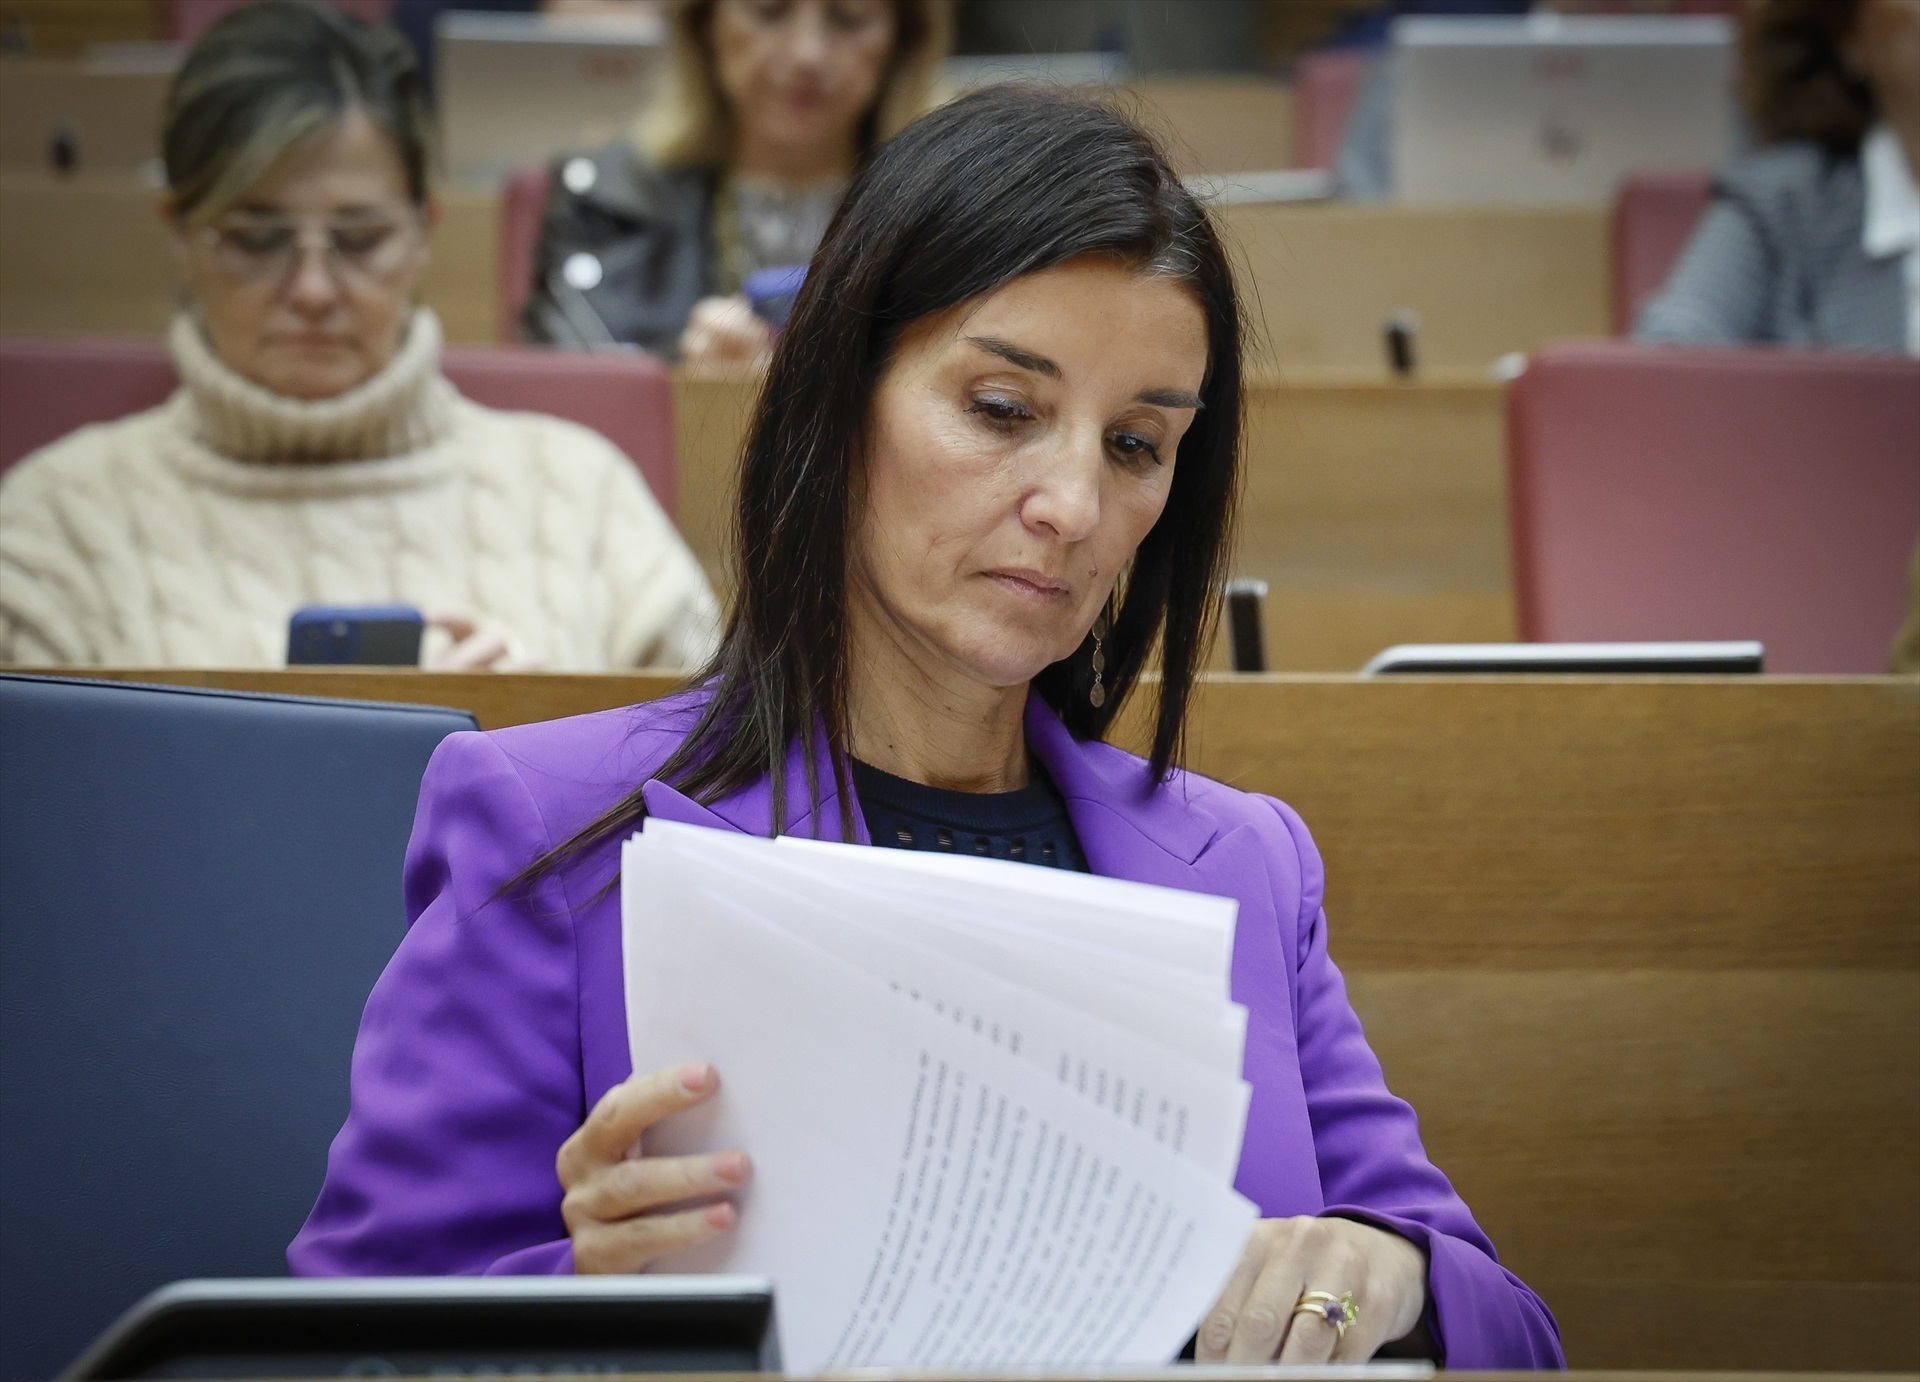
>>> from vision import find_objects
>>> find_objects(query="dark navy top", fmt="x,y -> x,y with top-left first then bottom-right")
851,757 -> 1089,871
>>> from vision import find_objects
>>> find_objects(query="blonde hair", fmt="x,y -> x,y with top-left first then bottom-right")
635,0 -> 952,170
163,0 -> 428,223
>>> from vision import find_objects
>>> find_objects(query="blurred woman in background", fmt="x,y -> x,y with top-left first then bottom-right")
0,0 -> 718,671
1636,0 -> 1919,353
523,0 -> 950,366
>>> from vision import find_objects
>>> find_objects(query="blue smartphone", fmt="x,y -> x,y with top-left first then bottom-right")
287,604 -> 424,666
742,263 -> 807,329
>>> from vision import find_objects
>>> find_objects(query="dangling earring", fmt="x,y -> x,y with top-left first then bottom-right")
1088,610 -> 1110,709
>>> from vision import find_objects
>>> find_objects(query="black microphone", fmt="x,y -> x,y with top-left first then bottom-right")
1224,578 -> 1268,673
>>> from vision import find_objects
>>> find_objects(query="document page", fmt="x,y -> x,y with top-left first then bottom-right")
646,832 -> 1250,1178
663,824 -> 1248,1067
777,832 -> 1238,986
621,826 -> 1258,1372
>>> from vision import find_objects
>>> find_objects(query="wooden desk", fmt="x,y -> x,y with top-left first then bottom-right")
672,372 -> 756,594
1142,676 -> 1920,1372
1217,204 -> 1610,378
35,670 -> 1920,1371
1237,377 -> 1511,669
670,374 -> 1515,672
0,171 -> 502,344
0,58 -> 168,172
0,2 -> 159,58
1120,77 -> 1295,176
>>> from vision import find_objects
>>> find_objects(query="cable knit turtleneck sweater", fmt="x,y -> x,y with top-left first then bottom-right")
0,311 -> 719,670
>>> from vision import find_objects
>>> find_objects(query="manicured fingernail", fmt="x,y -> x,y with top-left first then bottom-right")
705,1201 -> 737,1229
678,1063 -> 712,1093
714,1150 -> 750,1184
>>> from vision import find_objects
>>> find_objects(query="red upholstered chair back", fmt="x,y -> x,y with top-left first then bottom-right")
0,334 -> 677,517
499,166 -> 553,343
1609,171 -> 1713,334
1506,341 -> 1920,672
1291,48 -> 1372,171
0,336 -> 177,474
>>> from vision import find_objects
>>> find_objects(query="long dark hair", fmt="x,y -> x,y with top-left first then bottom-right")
1743,0 -> 1876,154
535,86 -> 1243,880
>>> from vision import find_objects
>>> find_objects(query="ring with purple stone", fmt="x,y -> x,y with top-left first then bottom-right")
1292,1289 -> 1359,1340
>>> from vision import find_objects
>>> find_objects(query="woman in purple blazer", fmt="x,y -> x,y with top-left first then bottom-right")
290,87 -> 1563,1370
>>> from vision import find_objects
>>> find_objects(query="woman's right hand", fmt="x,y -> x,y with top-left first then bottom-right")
557,1062 -> 751,1274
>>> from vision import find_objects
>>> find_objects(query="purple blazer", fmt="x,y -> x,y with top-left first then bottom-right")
289,690 -> 1563,1369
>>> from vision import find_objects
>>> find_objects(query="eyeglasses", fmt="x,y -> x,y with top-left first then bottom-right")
194,210 -> 423,287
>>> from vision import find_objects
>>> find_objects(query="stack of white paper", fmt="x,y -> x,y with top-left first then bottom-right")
621,820 -> 1258,1372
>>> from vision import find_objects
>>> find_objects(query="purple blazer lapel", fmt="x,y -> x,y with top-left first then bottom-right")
637,695 -> 1239,878
635,697 -> 1230,886
639,725 -> 871,845
1023,696 -> 1294,991
1026,695 -> 1228,887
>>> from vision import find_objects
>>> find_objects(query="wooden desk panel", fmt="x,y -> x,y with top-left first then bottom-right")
64,672 -> 1917,972
1238,379 -> 1512,670
419,185 -> 503,347
1243,382 -> 1507,587
0,1 -> 159,58
1156,676 -> 1919,970
1540,1286 -> 1917,1373
0,58 -> 168,172
1352,968 -> 1919,1369
32,671 -> 1919,1370
1118,77 -> 1295,176
1255,589 -> 1513,673
1218,204 -> 1609,377
671,372 -> 759,595
0,170 -> 176,335
670,375 -> 1516,673
0,172 -> 502,344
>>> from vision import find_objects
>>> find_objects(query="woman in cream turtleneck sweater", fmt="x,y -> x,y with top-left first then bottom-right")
0,1 -> 718,672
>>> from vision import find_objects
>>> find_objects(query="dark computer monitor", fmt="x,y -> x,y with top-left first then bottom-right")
60,1277 -> 778,1380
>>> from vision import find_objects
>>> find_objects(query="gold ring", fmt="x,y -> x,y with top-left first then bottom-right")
1293,1289 -> 1359,1339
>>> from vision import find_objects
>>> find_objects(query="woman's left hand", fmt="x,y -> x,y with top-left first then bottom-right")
1197,1215 -> 1428,1363
677,295 -> 774,373
420,607 -> 545,673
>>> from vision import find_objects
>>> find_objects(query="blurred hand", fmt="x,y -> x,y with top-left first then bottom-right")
1197,1215 -> 1427,1363
558,1062 -> 751,1274
678,294 -> 775,373
421,608 -> 544,672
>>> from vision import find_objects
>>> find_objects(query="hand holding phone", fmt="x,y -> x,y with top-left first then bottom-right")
678,296 -> 774,371
286,605 -> 543,670
421,608 -> 543,672
742,264 -> 807,329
